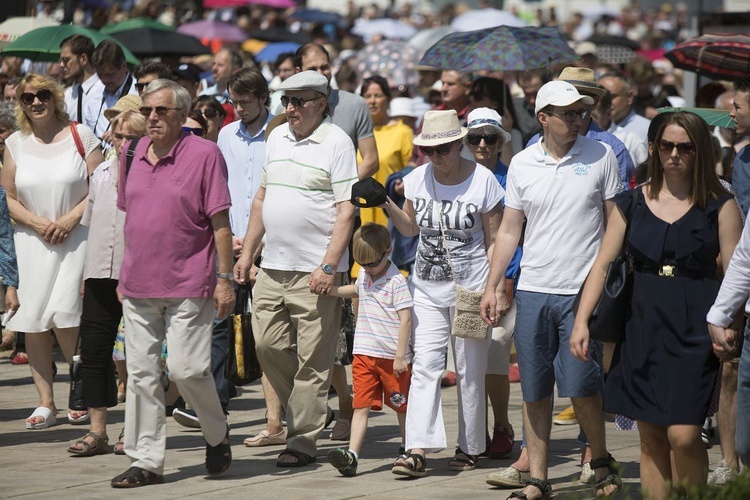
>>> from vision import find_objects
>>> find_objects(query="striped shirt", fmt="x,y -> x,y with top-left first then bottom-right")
352,263 -> 414,361
261,118 -> 359,273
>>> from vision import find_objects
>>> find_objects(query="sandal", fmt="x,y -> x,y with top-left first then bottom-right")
67,410 -> 90,425
507,477 -> 552,499
25,406 -> 57,430
111,466 -> 164,488
392,452 -> 427,478
276,448 -> 316,467
591,454 -> 622,497
205,425 -> 232,475
449,448 -> 479,471
68,431 -> 109,456
114,428 -> 125,455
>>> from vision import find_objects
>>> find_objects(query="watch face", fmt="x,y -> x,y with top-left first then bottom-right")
322,264 -> 334,274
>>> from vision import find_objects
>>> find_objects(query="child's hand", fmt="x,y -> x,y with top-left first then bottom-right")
393,355 -> 408,376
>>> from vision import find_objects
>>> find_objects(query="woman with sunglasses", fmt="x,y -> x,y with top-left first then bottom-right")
359,75 -> 414,227
571,112 -> 742,497
67,107 -> 147,456
184,110 -> 209,140
384,109 -> 504,476
191,96 -> 226,143
1,73 -> 103,429
469,77 -> 522,167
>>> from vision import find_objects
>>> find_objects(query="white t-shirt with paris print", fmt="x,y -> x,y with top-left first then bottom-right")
403,162 -> 504,308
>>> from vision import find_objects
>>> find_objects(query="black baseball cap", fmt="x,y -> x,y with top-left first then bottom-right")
173,63 -> 201,83
351,178 -> 387,208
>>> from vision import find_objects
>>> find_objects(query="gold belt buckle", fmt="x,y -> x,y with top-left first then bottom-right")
659,265 -> 675,277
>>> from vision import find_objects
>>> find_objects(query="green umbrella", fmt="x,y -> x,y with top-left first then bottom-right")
1,24 -> 139,66
656,107 -> 735,129
100,18 -> 174,35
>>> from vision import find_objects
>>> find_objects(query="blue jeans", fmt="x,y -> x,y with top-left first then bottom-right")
736,324 -> 750,466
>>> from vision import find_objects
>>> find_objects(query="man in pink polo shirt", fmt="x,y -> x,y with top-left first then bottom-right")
112,79 -> 235,488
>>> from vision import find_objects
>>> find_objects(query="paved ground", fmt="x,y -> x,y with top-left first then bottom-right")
0,348 -> 723,499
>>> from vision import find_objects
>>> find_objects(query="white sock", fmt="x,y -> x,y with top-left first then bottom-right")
348,449 -> 358,460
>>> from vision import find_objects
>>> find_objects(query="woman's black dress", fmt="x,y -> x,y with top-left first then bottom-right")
605,187 -> 731,426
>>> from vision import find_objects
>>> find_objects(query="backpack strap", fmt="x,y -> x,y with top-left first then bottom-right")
124,137 -> 141,176
70,121 -> 85,159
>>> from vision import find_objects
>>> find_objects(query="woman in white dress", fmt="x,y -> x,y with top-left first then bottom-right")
1,73 -> 102,429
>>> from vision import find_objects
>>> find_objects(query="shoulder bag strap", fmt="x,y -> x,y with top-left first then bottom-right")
124,137 -> 141,176
429,167 -> 457,282
70,121 -> 85,160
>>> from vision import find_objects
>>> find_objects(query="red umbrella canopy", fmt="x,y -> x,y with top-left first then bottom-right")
665,33 -> 750,80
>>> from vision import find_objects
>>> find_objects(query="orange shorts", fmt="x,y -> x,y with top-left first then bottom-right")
352,354 -> 411,412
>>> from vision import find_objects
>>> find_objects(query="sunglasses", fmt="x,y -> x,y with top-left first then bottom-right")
419,143 -> 454,156
135,82 -> 151,92
358,252 -> 386,268
280,95 -> 322,108
467,134 -> 500,145
200,107 -> 219,118
548,110 -> 589,123
20,89 -> 52,106
182,126 -> 204,136
139,106 -> 180,117
658,139 -> 696,156
113,132 -> 138,141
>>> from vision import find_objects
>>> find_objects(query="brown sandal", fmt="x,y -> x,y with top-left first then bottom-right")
111,466 -> 163,488
67,432 -> 109,456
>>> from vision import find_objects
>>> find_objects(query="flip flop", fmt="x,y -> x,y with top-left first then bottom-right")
68,410 -> 90,424
26,406 -> 57,430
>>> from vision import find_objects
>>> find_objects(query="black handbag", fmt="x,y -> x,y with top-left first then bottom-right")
225,283 -> 262,386
573,189 -> 638,343
69,333 -> 86,411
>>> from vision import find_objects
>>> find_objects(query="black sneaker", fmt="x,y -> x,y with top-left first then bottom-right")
325,406 -> 335,429
328,448 -> 357,477
173,407 -> 201,429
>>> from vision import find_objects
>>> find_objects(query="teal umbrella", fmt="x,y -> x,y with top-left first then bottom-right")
1,24 -> 139,66
656,107 -> 735,129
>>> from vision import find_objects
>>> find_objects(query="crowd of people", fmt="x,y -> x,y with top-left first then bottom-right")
1,1 -> 749,498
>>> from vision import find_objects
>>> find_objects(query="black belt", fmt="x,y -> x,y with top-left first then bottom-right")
634,264 -> 714,279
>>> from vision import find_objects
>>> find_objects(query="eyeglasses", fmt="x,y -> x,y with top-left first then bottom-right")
358,252 -> 386,268
280,95 -> 322,108
548,110 -> 589,123
228,98 -> 255,108
182,126 -> 204,136
59,56 -> 73,65
113,132 -> 138,141
467,134 -> 500,145
135,82 -> 151,92
658,139 -> 696,156
20,89 -> 52,105
139,106 -> 180,117
419,143 -> 454,156
200,107 -> 219,118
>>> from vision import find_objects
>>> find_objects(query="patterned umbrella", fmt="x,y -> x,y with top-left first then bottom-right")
354,40 -> 420,88
587,34 -> 638,64
664,33 -> 750,80
656,107 -> 735,129
418,25 -> 577,72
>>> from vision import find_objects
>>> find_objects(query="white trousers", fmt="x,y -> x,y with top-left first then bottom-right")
406,302 -> 490,455
123,297 -> 226,474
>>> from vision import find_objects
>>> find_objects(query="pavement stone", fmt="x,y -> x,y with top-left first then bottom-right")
0,349 -> 722,498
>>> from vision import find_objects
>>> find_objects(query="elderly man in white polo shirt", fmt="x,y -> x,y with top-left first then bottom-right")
234,71 -> 358,467
480,81 -> 623,498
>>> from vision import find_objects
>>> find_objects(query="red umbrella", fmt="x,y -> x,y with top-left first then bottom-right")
203,0 -> 296,8
664,33 -> 750,80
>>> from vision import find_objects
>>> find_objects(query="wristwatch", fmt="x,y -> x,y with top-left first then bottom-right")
320,263 -> 335,275
216,272 -> 234,281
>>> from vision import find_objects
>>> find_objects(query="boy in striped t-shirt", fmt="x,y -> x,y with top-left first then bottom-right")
327,223 -> 413,477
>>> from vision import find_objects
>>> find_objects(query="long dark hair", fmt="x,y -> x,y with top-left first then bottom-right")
470,77 -> 519,131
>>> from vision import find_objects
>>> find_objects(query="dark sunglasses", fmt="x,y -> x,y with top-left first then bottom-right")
135,82 -> 150,92
200,107 -> 219,118
419,143 -> 454,156
280,95 -> 322,108
182,126 -> 204,136
548,110 -> 589,123
358,252 -> 386,268
139,106 -> 180,117
20,89 -> 52,105
113,132 -> 138,141
658,139 -> 695,156
467,134 -> 500,145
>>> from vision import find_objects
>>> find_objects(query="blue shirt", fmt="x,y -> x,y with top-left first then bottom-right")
493,160 -> 522,282
732,144 -> 750,217
527,122 -> 634,189
217,113 -> 273,238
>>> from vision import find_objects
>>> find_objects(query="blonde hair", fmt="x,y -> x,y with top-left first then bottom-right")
111,109 -> 147,138
15,73 -> 68,135
353,223 -> 391,264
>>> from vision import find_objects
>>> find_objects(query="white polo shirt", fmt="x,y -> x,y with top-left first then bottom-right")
505,135 -> 623,294
261,118 -> 358,273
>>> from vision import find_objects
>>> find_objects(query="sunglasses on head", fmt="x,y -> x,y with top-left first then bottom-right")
182,126 -> 204,136
358,252 -> 386,268
20,89 -> 52,106
280,95 -> 321,108
139,106 -> 180,117
467,134 -> 500,145
419,143 -> 454,156
658,139 -> 695,156
201,107 -> 219,118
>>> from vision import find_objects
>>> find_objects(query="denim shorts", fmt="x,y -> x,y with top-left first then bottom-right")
514,290 -> 602,402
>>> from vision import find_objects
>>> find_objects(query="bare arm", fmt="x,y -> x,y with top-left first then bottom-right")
393,308 -> 412,375
234,187 -> 266,284
382,197 -> 419,237
211,209 -> 236,320
310,200 -> 355,295
328,284 -> 357,298
356,135 -> 379,180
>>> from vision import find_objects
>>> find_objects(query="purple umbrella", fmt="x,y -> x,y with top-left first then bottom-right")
178,20 -> 247,43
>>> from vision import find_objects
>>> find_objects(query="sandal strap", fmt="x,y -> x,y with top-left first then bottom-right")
524,477 -> 551,496
590,453 -> 616,471
596,472 -> 623,497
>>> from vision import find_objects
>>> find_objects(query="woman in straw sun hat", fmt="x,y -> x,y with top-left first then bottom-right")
384,109 -> 505,476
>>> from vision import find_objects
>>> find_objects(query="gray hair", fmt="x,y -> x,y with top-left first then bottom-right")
142,78 -> 192,111
0,102 -> 17,130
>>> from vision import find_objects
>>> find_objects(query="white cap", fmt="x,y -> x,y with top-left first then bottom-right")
466,107 -> 512,144
389,97 -> 418,118
534,80 -> 595,115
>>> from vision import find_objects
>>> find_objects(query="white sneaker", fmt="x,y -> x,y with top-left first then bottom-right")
580,462 -> 596,484
708,461 -> 739,485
